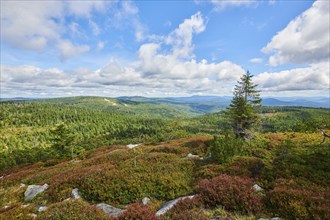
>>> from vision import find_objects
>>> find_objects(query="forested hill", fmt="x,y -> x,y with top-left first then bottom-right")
2,96 -> 328,117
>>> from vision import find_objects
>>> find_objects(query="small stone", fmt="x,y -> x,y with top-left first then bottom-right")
187,153 -> 199,159
64,198 -> 71,202
71,188 -> 81,199
142,197 -> 151,205
127,143 -> 141,149
0,176 -> 4,180
24,184 -> 49,201
1,206 -> 10,211
156,195 -> 196,216
21,204 -> 30,208
253,183 -> 263,192
96,203 -> 124,217
37,205 -> 47,212
20,183 -> 26,188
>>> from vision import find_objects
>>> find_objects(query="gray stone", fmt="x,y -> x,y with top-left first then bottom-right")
187,153 -> 199,159
37,205 -> 47,212
142,197 -> 151,205
156,195 -> 196,216
71,188 -> 81,199
21,204 -> 30,208
96,203 -> 124,217
24,184 -> 49,201
253,183 -> 263,192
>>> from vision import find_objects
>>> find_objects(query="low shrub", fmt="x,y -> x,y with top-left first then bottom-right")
166,196 -> 208,220
36,199 -> 109,220
118,203 -> 157,220
196,174 -> 263,214
78,153 -> 194,204
227,156 -> 264,178
210,135 -> 246,164
268,179 -> 330,220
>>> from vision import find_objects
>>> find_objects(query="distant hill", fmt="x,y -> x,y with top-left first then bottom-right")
2,96 -> 328,118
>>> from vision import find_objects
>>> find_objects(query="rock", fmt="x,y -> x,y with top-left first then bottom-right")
0,176 -> 3,180
71,188 -> 81,199
24,184 -> 49,201
127,143 -> 141,149
187,153 -> 199,159
271,218 -> 281,220
37,205 -> 47,212
142,197 -> 151,205
20,183 -> 26,188
253,183 -> 263,192
64,198 -> 71,202
96,203 -> 124,217
156,195 -> 196,216
1,206 -> 10,211
21,204 -> 30,208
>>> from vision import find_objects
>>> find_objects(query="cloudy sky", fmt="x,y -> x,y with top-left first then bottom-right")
1,0 -> 329,98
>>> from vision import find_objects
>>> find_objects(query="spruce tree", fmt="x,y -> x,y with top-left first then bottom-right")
227,71 -> 262,139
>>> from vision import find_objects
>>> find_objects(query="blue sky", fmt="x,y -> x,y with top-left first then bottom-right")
1,0 -> 329,98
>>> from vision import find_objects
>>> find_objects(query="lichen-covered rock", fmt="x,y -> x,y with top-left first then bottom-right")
253,183 -> 263,192
142,197 -> 151,205
156,195 -> 196,216
71,188 -> 81,199
24,184 -> 49,201
37,205 -> 47,212
96,203 -> 124,217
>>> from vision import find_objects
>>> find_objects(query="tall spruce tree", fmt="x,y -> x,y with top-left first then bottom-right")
227,71 -> 262,139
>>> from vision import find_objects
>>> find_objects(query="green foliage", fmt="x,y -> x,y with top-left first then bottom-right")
210,135 -> 246,163
77,152 -> 194,204
50,123 -> 76,158
36,199 -> 109,220
226,71 -> 262,139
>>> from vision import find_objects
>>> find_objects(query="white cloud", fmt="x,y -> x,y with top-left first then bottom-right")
255,62 -> 330,91
57,40 -> 90,61
250,58 -> 263,63
66,1 -> 107,17
165,12 -> 206,58
211,0 -> 257,10
262,0 -> 330,66
138,12 -> 244,82
1,1 -> 63,51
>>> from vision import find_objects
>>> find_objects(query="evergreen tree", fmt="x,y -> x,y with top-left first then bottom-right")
227,71 -> 262,139
50,123 -> 75,157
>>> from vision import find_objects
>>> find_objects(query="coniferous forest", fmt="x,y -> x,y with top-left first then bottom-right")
1,93 -> 329,220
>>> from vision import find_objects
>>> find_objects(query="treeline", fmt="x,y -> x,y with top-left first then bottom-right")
0,101 -> 329,170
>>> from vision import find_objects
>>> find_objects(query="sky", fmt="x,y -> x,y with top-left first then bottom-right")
0,0 -> 329,98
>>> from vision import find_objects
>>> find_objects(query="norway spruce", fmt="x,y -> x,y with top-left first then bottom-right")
227,71 -> 262,139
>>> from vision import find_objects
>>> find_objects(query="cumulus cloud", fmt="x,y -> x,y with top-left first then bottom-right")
250,58 -> 263,63
211,0 -> 257,10
262,0 -> 330,66
165,12 -> 206,58
0,0 -> 110,60
57,40 -> 90,61
255,62 -> 330,91
1,1 -> 63,51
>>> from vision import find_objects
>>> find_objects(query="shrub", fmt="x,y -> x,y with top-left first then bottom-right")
210,135 -> 246,164
78,153 -> 194,204
227,156 -> 264,178
196,174 -> 262,214
166,196 -> 208,220
118,203 -> 157,220
268,179 -> 330,220
36,199 -> 109,220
